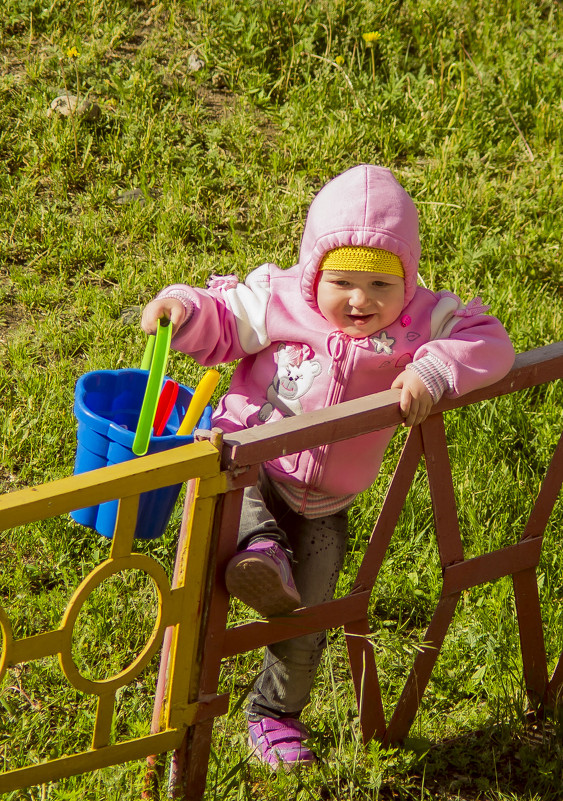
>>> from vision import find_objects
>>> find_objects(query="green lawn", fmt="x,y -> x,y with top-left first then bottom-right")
0,0 -> 562,798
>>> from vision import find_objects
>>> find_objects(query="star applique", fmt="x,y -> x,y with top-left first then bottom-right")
371,331 -> 395,355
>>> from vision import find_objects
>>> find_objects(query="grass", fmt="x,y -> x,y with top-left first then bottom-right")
1,0 -> 562,798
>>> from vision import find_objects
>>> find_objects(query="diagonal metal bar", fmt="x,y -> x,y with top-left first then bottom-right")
383,593 -> 461,745
344,427 -> 424,744
521,431 -> 563,540
377,415 -> 464,744
345,618 -> 387,743
512,432 -> 563,709
221,592 -> 371,657
420,414 -> 464,567
352,426 -> 424,592
513,567 -> 549,707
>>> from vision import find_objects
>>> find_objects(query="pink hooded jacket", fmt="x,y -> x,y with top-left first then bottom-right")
158,165 -> 515,504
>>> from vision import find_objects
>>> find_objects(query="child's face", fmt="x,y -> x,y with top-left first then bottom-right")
316,270 -> 405,338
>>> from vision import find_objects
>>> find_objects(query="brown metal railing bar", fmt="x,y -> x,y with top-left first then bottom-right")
345,618 -> 387,743
429,342 -> 563,415
441,536 -> 543,595
420,414 -> 465,567
508,341 -> 563,371
168,721 -> 214,801
353,426 -> 423,591
383,593 -> 461,745
223,389 -> 403,467
167,700 -> 234,800
220,592 -> 371,658
513,567 -> 550,706
521,431 -> 563,540
197,489 -> 246,686
191,694 -> 230,723
221,344 -> 563,470
168,441 -> 244,801
170,489 -> 243,799
144,481 -> 202,801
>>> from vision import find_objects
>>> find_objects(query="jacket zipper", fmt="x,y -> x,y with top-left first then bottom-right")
299,334 -> 353,512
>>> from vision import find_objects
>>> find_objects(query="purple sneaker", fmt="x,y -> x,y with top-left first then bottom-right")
225,540 -> 301,617
248,717 -> 317,771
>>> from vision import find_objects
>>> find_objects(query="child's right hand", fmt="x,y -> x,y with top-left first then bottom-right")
391,370 -> 434,427
141,297 -> 186,338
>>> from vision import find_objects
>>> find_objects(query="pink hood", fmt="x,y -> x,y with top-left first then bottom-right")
299,165 -> 421,309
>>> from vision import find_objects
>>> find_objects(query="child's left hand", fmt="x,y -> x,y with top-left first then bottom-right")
391,370 -> 434,427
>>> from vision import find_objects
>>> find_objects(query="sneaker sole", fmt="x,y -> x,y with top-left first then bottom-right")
225,554 -> 301,617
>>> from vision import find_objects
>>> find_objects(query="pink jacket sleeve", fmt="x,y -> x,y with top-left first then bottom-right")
156,268 -> 273,366
413,312 -> 515,398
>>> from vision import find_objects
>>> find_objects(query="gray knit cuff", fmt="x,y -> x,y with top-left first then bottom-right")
406,354 -> 453,403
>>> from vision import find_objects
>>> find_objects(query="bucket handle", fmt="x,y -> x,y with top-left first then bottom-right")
132,319 -> 172,456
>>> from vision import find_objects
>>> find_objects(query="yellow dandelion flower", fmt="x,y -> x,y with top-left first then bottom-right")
66,46 -> 80,59
335,55 -> 345,66
362,31 -> 381,46
362,32 -> 381,82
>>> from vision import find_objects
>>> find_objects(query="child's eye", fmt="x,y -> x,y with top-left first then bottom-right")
372,281 -> 389,288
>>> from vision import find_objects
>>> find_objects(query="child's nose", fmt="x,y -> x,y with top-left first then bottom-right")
350,288 -> 370,307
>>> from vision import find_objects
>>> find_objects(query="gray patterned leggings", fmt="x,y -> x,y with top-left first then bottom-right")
237,471 -> 350,720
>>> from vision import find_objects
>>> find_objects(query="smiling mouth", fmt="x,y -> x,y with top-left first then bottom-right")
347,313 -> 374,324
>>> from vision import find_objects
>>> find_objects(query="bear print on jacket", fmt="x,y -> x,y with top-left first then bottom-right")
258,343 -> 322,421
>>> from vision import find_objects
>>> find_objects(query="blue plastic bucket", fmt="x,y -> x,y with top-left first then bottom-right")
70,368 -> 213,539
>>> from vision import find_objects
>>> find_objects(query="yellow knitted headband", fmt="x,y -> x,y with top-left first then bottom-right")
320,246 -> 404,278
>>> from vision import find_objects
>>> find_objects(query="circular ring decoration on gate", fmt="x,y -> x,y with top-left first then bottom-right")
58,555 -> 171,696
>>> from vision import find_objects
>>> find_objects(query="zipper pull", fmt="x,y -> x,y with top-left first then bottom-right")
327,331 -> 346,376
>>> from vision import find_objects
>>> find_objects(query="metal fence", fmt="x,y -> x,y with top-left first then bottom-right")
0,342 -> 561,799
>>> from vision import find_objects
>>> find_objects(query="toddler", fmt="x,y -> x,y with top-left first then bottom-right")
141,164 -> 515,770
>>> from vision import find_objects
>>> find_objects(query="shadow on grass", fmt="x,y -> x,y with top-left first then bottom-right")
401,717 -> 563,800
